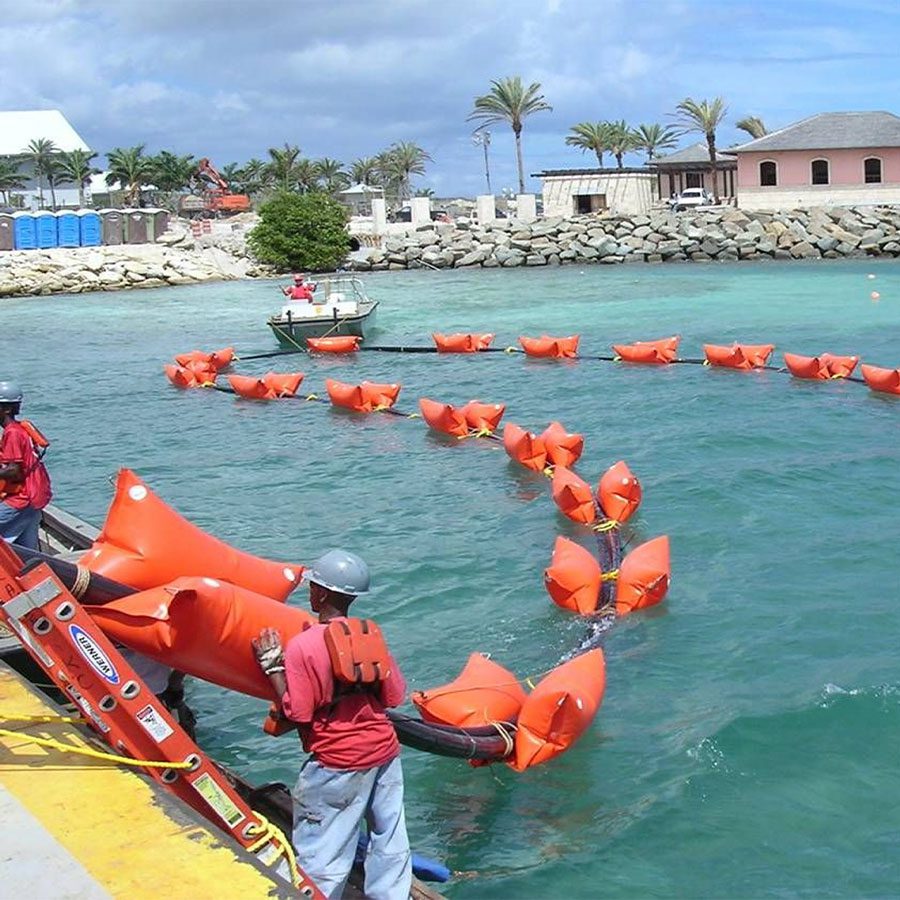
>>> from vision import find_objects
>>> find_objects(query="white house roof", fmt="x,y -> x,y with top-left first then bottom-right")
339,182 -> 383,195
0,109 -> 91,156
731,111 -> 900,152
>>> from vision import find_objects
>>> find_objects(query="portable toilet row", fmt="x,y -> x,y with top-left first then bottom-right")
96,208 -> 169,246
0,208 -> 168,250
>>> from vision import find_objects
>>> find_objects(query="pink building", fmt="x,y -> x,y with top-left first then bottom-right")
732,111 -> 900,210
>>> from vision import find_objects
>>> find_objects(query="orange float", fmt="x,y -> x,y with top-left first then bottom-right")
597,460 -> 642,524
163,361 -> 217,389
79,469 -> 304,599
326,379 -> 402,412
88,576 -> 316,700
410,653 -> 527,727
784,352 -> 859,380
551,466 -> 597,525
704,342 -> 775,370
543,536 -> 602,614
306,335 -> 361,353
820,353 -> 859,378
613,336 -> 680,364
502,423 -> 547,473
861,364 -> 900,395
510,648 -> 605,771
519,335 -> 580,359
432,333 -> 495,353
228,372 -> 305,400
174,347 -> 235,371
461,401 -> 505,433
615,535 -> 671,615
541,421 -> 584,468
418,398 -> 470,437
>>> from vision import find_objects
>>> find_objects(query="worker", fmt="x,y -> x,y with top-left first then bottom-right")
0,381 -> 52,550
252,549 -> 411,900
282,273 -> 316,302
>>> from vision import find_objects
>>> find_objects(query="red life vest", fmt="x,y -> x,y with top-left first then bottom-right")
324,618 -> 392,685
0,419 -> 52,508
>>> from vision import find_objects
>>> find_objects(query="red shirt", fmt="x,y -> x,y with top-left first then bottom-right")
288,285 -> 314,301
0,421 -> 51,510
282,620 -> 405,770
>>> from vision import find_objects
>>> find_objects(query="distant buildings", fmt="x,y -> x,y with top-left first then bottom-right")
649,143 -> 737,203
533,167 -> 655,217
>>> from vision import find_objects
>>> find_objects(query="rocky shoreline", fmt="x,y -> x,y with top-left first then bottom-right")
348,205 -> 900,270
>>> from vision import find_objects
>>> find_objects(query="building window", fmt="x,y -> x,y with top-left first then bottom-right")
864,157 -> 882,184
759,161 -> 777,186
685,172 -> 702,188
811,159 -> 829,185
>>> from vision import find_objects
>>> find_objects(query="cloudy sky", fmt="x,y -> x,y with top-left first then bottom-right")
2,0 -> 899,196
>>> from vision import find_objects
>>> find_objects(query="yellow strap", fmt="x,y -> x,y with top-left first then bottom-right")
592,519 -> 619,532
830,373 -> 845,380
542,466 -> 554,478
504,346 -> 517,354
600,569 -> 620,582
305,393 -> 318,401
524,677 -> 536,691
702,359 -> 710,366
613,354 -> 622,362
407,413 -> 420,419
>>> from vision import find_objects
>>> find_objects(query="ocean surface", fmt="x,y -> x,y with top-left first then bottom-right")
5,259 -> 900,897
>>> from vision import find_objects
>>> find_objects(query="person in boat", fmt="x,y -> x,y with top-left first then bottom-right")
0,381 -> 52,551
253,549 -> 411,900
282,273 -> 317,302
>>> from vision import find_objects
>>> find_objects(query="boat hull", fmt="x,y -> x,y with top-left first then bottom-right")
268,301 -> 378,347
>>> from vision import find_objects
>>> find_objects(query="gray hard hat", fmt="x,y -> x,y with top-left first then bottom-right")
0,381 -> 23,404
305,549 -> 371,595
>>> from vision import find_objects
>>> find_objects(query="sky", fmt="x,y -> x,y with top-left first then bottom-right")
2,0 -> 900,196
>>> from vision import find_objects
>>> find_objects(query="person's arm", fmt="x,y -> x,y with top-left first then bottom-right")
252,627 -> 288,700
379,650 -> 407,708
0,461 -> 23,481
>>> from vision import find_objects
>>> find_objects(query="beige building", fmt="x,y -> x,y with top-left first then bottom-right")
535,167 -> 657,217
649,143 -> 737,201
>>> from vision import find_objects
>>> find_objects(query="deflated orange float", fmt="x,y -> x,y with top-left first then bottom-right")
615,535 -> 671,615
551,466 -> 597,525
80,469 -> 304,599
597,460 -> 642,524
544,536 -> 602,614
410,653 -> 527,727
432,332 -> 495,353
519,335 -> 580,359
227,372 -> 305,400
174,347 -> 235,370
326,379 -> 402,412
163,361 -> 217,389
306,335 -> 361,353
502,423 -> 547,472
541,421 -> 584,468
461,401 -> 505,433
613,335 -> 680,364
418,398 -> 470,437
861,363 -> 900,395
88,576 -> 316,700
704,342 -> 775,370
783,352 -> 859,380
510,648 -> 605,771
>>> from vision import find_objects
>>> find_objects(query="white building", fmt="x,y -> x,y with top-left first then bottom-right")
534,167 -> 657,217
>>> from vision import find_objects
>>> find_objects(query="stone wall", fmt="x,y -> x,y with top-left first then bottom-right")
348,205 -> 900,271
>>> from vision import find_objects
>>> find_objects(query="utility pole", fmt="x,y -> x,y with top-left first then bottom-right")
473,130 -> 492,194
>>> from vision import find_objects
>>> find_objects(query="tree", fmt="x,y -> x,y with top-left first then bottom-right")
633,123 -> 680,162
237,158 -> 270,196
468,76 -> 552,193
248,191 -> 350,271
373,150 -> 402,200
736,116 -> 768,140
606,119 -> 638,168
266,143 -> 302,192
57,149 -> 100,207
150,151 -> 196,209
0,159 -> 27,205
565,122 -> 612,167
315,157 -> 349,194
45,156 -> 65,210
294,158 -> 321,194
381,142 -> 431,200
673,97 -> 728,203
349,157 -> 378,185
24,138 -> 59,208
106,145 -> 154,206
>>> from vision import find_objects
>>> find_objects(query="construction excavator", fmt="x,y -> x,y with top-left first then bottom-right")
180,157 -> 251,217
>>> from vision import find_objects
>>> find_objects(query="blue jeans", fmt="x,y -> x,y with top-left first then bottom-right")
0,504 -> 40,550
292,756 -> 412,900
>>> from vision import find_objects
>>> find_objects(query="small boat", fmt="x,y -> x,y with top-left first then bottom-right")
267,276 -> 378,348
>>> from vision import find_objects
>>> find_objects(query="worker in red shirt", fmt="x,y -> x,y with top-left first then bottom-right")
253,549 -> 411,900
0,381 -> 52,550
282,273 -> 316,302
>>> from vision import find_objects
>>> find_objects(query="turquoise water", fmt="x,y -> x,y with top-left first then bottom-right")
6,260 -> 900,897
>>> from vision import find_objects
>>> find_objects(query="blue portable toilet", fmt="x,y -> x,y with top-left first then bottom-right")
12,211 -> 37,250
56,210 -> 80,248
34,211 -> 58,248
77,209 -> 102,247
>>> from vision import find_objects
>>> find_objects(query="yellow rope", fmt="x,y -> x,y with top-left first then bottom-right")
305,393 -> 319,401
70,565 -> 91,600
2,713 -> 83,724
407,413 -> 420,419
600,569 -> 620,582
592,519 -> 619,532
245,811 -> 307,889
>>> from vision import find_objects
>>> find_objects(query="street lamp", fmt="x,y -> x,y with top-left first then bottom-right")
472,130 -> 492,194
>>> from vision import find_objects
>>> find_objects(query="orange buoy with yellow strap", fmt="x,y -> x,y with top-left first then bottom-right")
327,379 -> 401,412
519,335 -> 580,359
410,653 -> 527,727
541,421 -> 584,468
509,648 -> 605,771
615,535 -> 671,615
861,363 -> 900,395
418,398 -> 470,437
704,342 -> 775,370
174,347 -> 235,370
80,469 -> 304,599
783,352 -> 827,380
597,460 -> 641,524
228,372 -> 305,400
361,381 -> 401,409
820,353 -> 859,378
262,371 -> 304,397
228,374 -> 273,400
306,335 -> 361,353
551,466 -> 597,525
502,423 -> 548,472
163,361 -> 217,389
461,401 -> 505,433
613,335 -> 680,364
432,332 -> 495,353
543,536 -> 602,614
88,576 -> 316,700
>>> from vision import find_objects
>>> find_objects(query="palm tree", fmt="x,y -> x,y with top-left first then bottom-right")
0,159 -> 27,205
57,149 -> 100,207
45,156 -> 66,210
266,143 -> 302,192
294,158 -> 321,194
24,138 -> 59,208
106,145 -> 154,206
373,150 -> 402,200
315,157 -> 349,194
349,157 -> 378,185
382,142 -> 432,200
606,119 -> 638,168
633,123 -> 681,162
150,151 -> 196,209
467,76 -> 552,193
565,122 -> 612,167
673,97 -> 728,203
736,116 -> 768,140
237,158 -> 269,196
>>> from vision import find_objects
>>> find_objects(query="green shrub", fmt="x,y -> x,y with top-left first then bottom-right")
248,191 -> 350,271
